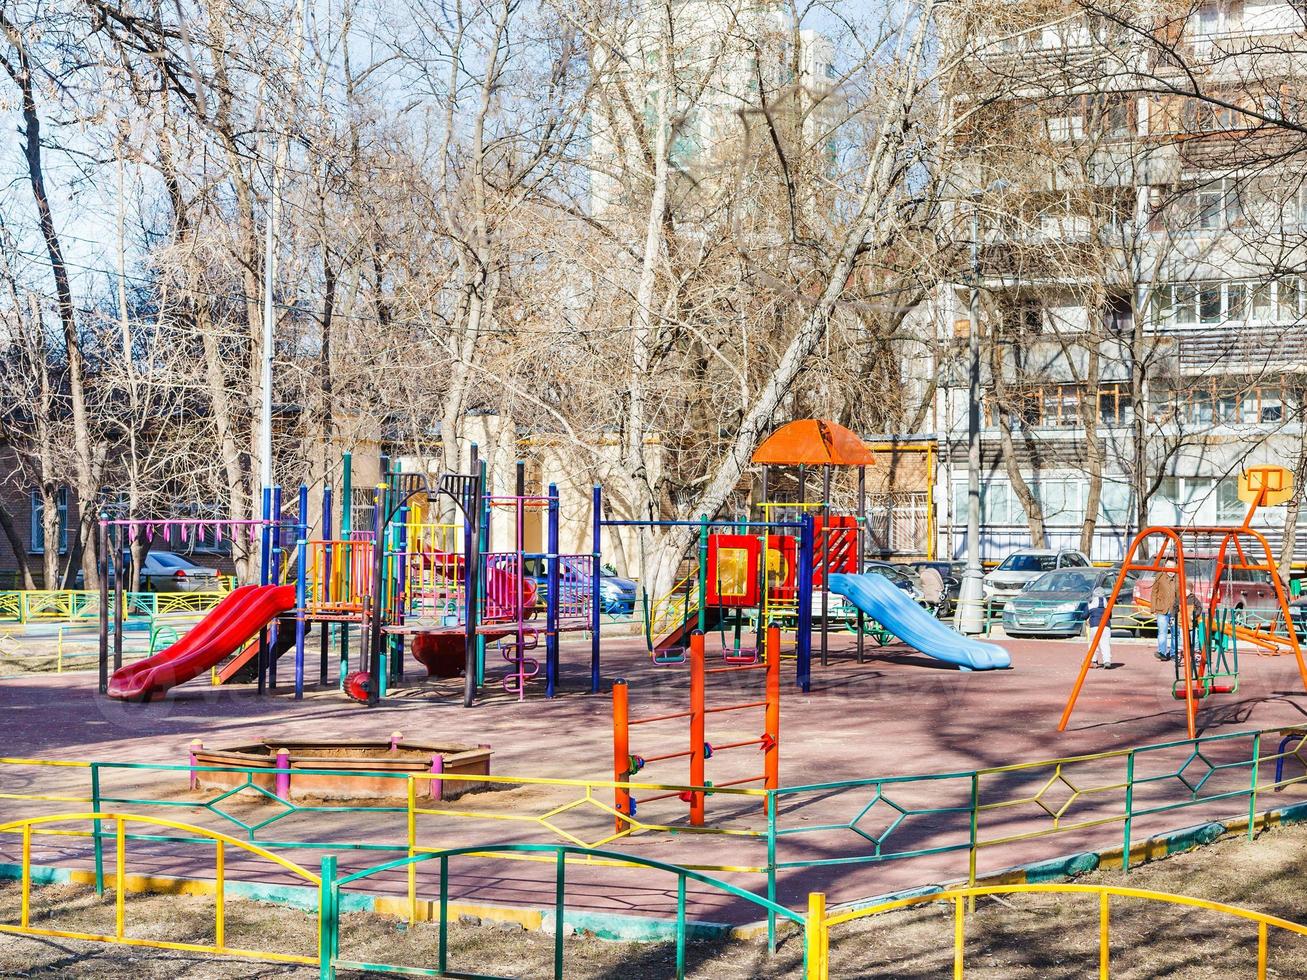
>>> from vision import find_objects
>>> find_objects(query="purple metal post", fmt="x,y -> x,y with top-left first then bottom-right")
429,753 -> 444,801
274,747 -> 291,799
390,730 -> 403,751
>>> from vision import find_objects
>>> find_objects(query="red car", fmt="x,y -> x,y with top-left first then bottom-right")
1132,557 -> 1282,619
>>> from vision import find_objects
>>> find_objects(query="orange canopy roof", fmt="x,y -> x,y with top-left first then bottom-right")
750,419 -> 877,467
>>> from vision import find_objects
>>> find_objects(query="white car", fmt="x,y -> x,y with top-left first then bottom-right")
983,549 -> 1091,607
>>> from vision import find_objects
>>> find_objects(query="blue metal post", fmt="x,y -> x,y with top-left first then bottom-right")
546,483 -> 560,698
259,487 -> 273,585
477,457 -> 489,688
269,485 -> 284,689
591,484 -> 602,693
796,513 -> 815,692
257,486 -> 272,694
320,485 -> 332,686
393,504 -> 408,685
294,482 -> 308,699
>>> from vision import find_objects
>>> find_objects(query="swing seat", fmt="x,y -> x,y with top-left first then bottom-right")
1172,685 -> 1213,700
652,647 -> 687,666
722,647 -> 759,665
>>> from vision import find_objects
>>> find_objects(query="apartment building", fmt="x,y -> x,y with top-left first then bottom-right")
931,0 -> 1307,563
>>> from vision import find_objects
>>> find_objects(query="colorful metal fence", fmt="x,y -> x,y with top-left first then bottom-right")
4,813 -> 1305,979
0,589 -> 229,624
327,842 -> 803,980
807,882 -> 1307,979
0,811 -> 322,967
2,725 -> 1307,943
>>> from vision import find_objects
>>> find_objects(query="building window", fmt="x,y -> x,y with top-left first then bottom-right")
1098,384 -> 1131,425
1153,383 -> 1292,426
1151,279 -> 1302,327
989,383 -> 1135,429
29,488 -> 69,555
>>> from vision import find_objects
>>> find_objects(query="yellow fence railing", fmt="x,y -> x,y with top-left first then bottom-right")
0,590 -> 230,624
808,882 -> 1307,979
0,812 -> 321,967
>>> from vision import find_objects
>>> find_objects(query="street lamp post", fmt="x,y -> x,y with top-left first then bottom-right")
957,182 -> 1006,635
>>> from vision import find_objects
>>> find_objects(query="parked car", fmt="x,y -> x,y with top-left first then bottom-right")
134,551 -> 222,593
1132,556 -> 1284,623
1095,562 -> 1150,633
983,549 -> 1091,607
816,561 -> 923,624
1001,566 -> 1116,637
520,555 -> 638,616
908,560 -> 965,616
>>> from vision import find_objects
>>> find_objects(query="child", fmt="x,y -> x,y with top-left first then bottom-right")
1088,586 -> 1113,669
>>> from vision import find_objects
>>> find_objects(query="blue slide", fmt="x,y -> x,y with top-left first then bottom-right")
829,573 -> 1011,671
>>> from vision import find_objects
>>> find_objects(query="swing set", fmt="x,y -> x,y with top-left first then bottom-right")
1060,465 -> 1307,739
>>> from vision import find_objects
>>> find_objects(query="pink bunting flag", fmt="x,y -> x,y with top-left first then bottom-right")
181,523 -> 189,544
215,524 -> 223,544
146,524 -> 155,542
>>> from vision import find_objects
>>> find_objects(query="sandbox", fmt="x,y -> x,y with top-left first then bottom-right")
189,733 -> 492,801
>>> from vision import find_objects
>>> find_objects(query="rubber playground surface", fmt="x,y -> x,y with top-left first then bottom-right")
2,629 -> 1307,926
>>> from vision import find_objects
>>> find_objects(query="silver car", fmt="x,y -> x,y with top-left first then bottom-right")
136,551 -> 222,593
983,549 -> 1091,607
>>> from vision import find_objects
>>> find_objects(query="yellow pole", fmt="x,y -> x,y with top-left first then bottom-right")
115,818 -> 126,938
215,840 -> 225,949
953,895 -> 965,979
1099,891 -> 1110,979
1258,920 -> 1268,979
20,824 -> 30,928
805,892 -> 827,980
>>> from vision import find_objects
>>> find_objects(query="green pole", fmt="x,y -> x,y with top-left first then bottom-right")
1122,751 -> 1135,873
319,855 -> 337,979
91,765 -> 104,895
767,790 -> 777,952
1249,732 -> 1261,842
341,452 -> 352,538
553,850 -> 566,979
439,855 -> 449,974
676,874 -> 687,979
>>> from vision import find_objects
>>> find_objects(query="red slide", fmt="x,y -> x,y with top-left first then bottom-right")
108,584 -> 297,701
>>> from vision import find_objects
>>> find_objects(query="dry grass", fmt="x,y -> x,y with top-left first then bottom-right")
4,820 -> 1307,976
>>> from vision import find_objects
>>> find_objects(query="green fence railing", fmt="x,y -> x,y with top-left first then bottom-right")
4,725 -> 1307,944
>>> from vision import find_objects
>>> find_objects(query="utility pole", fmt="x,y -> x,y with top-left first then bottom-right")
257,0 -> 308,497
957,181 -> 1007,635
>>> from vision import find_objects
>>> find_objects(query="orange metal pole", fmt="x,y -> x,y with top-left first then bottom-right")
613,679 -> 630,831
690,630 -> 706,826
764,624 -> 780,811
1175,539 -> 1198,739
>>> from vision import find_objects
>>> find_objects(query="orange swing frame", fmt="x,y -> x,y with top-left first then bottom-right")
1060,466 -> 1307,739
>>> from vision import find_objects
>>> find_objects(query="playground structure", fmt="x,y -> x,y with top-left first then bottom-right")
1061,465 -> 1307,738
94,419 -> 1012,705
613,627 -> 781,827
98,452 -> 601,706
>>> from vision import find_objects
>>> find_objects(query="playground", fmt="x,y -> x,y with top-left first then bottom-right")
0,428 -> 1305,977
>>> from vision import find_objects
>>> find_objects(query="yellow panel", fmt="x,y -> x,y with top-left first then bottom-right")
1239,467 -> 1294,505
716,548 -> 750,597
